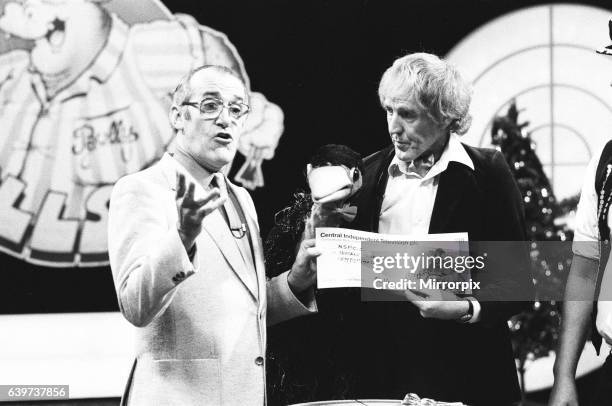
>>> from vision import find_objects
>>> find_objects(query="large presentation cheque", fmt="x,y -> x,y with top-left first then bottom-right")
315,228 -> 469,290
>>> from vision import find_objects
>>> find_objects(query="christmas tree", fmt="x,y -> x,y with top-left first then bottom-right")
490,101 -> 579,397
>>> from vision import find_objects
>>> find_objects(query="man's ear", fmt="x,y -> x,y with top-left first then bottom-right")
442,117 -> 454,131
169,106 -> 185,131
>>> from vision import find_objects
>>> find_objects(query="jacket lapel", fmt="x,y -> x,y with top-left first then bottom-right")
355,146 -> 394,233
428,161 -> 475,234
201,210 -> 259,300
159,153 -> 259,300
229,183 -> 266,308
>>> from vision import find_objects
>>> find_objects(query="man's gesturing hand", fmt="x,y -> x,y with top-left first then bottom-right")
176,172 -> 228,251
288,239 -> 321,293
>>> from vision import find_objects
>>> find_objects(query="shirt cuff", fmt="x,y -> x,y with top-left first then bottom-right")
572,239 -> 601,261
466,297 -> 481,324
268,271 -> 317,315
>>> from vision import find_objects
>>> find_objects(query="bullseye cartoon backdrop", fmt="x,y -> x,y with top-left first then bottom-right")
1,0 -> 612,401
448,4 -> 612,200
0,0 -> 286,313
0,0 -> 283,269
1,0 -> 612,310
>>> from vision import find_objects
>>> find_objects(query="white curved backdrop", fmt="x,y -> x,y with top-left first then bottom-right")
447,4 -> 612,199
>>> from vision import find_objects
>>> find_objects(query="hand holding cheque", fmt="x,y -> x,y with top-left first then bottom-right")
404,287 -> 471,320
288,238 -> 322,293
315,227 -> 476,321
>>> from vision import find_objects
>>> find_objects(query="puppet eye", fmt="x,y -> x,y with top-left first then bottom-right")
351,168 -> 361,182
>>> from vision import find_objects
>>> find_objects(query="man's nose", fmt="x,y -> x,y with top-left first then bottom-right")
388,113 -> 401,135
214,106 -> 231,128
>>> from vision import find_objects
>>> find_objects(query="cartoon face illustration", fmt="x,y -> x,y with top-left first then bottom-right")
0,0 -> 110,81
0,0 -> 284,267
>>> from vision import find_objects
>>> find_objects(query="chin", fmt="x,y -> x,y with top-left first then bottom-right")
31,47 -> 69,75
208,152 -> 235,170
394,148 -> 419,162
218,149 -> 236,164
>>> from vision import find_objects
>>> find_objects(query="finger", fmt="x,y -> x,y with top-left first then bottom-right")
196,194 -> 228,219
254,147 -> 263,161
408,287 -> 432,298
183,182 -> 196,204
176,172 -> 186,198
305,247 -> 322,258
409,297 -> 425,310
405,289 -> 427,304
192,188 -> 221,207
301,239 -> 316,248
309,258 -> 317,271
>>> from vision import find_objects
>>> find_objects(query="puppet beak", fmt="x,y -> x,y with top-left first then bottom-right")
308,166 -> 355,204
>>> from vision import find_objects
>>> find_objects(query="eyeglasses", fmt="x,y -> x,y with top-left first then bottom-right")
182,97 -> 250,120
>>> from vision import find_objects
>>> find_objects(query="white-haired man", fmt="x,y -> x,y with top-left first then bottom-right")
351,52 -> 533,406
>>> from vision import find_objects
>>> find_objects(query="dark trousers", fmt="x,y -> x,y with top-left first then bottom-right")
591,352 -> 612,406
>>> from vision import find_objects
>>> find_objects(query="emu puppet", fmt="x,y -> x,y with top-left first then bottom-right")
265,144 -> 365,405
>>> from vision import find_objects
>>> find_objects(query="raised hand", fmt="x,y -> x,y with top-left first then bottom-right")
176,172 -> 227,250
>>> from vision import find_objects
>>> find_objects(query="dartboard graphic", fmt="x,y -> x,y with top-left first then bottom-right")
447,4 -> 612,199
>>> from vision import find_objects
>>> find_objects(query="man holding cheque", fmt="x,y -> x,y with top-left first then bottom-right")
350,52 -> 534,406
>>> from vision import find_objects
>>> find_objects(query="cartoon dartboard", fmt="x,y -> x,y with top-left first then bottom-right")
447,4 -> 612,200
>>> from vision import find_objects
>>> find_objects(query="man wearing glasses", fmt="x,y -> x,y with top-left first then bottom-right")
108,65 -> 319,406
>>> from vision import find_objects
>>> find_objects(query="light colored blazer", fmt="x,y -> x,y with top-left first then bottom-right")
108,153 -> 316,406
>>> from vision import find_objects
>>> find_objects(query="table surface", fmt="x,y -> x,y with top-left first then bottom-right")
291,401 -> 402,406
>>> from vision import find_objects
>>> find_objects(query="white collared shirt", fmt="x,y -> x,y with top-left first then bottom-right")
173,150 -> 216,190
378,134 -> 481,322
378,133 -> 475,235
572,146 -> 612,348
572,147 -> 610,260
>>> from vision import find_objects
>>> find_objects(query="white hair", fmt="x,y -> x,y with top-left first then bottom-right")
378,52 -> 473,135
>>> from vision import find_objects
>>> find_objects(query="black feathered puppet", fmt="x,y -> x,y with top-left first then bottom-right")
265,144 -> 364,405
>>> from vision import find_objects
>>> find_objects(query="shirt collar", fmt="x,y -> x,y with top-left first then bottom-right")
88,14 -> 129,84
388,134 -> 474,180
172,149 -> 217,190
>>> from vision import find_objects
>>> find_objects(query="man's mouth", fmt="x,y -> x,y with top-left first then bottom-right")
392,138 -> 419,150
214,132 -> 233,144
393,140 -> 414,149
44,17 -> 65,52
